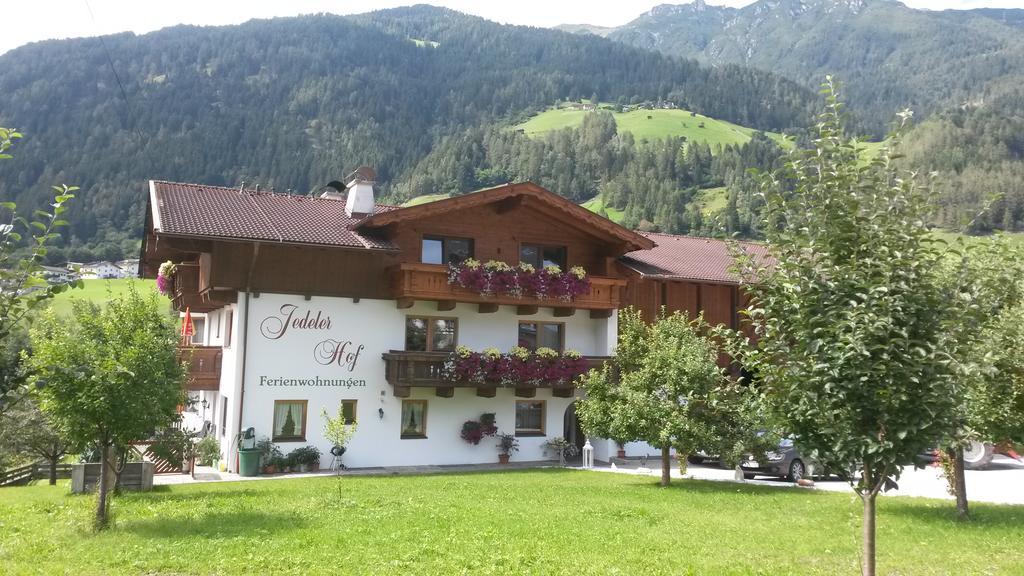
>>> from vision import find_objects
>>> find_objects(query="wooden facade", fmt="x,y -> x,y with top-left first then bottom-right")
143,180 -> 756,390
144,182 -> 650,316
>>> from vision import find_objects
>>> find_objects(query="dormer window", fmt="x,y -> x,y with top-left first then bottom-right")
422,236 -> 474,265
520,244 -> 566,270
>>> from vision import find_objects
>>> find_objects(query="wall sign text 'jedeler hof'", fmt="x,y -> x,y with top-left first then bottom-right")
259,304 -> 364,372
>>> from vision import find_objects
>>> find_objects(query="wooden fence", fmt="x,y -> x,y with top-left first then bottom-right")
0,462 -> 74,487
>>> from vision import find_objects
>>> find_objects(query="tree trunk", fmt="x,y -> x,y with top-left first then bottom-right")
660,445 -> 671,487
952,447 -> 969,520
862,492 -> 877,576
95,444 -> 112,529
48,456 -> 58,485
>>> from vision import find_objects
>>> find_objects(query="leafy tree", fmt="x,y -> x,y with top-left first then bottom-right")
0,398 -> 68,484
971,304 -> 1024,448
27,283 -> 185,528
0,127 -> 78,413
733,80 -> 961,576
939,238 -> 1024,518
577,308 -> 762,486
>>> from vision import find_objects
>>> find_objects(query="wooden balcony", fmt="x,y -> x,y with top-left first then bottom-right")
382,350 -> 610,399
178,345 -> 222,391
389,263 -> 625,316
171,261 -> 236,313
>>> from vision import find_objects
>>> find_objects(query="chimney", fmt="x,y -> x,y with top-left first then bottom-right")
344,166 -> 376,218
319,181 -> 346,201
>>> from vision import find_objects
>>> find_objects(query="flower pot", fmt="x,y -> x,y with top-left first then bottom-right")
498,454 -> 510,464
262,465 -> 277,474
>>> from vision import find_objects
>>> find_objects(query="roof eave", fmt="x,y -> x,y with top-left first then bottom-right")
150,231 -> 401,253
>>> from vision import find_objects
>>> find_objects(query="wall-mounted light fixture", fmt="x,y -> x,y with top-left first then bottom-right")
378,407 -> 385,420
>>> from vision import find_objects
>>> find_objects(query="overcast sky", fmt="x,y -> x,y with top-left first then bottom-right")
4,0 -> 1024,55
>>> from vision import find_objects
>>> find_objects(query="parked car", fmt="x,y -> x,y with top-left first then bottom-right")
918,440 -> 1023,470
740,438 -> 819,481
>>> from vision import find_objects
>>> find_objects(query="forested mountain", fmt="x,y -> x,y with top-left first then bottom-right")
0,6 -> 813,261
566,0 -> 1024,136
396,111 -> 785,237
558,0 -> 1024,233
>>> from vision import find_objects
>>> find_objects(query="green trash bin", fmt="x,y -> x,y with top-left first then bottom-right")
238,448 -> 262,477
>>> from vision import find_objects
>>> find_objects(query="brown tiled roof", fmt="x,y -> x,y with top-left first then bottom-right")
619,232 -> 769,284
356,182 -> 655,253
150,181 -> 398,250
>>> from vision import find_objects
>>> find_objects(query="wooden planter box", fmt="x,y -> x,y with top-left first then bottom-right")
70,462 -> 155,494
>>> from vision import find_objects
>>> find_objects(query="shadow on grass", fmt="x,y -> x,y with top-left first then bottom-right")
123,510 -> 307,538
883,499 -> 1024,528
123,485 -> 273,504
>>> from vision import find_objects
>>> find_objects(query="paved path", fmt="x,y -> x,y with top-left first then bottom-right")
590,456 -> 1024,505
157,457 -> 1024,505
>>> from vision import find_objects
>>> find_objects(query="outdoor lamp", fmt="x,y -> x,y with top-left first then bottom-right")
378,407 -> 384,419
582,439 -> 594,469
201,399 -> 209,409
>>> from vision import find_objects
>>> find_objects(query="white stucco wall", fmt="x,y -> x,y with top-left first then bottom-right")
220,293 -> 615,468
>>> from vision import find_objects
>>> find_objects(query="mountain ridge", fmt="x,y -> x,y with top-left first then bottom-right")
0,6 -> 813,260
562,0 -> 1024,135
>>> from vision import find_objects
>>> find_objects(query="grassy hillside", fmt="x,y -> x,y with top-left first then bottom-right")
516,106 -> 788,148
693,186 -> 728,215
932,230 -> 1024,247
402,193 -> 450,207
581,197 -> 626,223
47,278 -> 158,317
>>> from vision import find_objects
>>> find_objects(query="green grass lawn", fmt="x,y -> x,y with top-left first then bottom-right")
47,278 -> 157,317
516,106 -> 789,149
2,470 -> 1021,575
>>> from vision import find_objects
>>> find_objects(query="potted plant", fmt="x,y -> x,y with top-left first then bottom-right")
496,432 -> 519,464
271,453 -> 288,474
255,437 -> 282,474
543,437 -> 578,466
460,413 -> 498,445
290,445 -> 321,472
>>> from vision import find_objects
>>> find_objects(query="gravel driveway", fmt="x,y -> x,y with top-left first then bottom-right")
593,455 -> 1024,505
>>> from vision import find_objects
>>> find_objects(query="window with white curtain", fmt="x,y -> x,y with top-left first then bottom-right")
272,400 -> 307,442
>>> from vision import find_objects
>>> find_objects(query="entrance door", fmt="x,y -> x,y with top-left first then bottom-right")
563,402 -> 586,455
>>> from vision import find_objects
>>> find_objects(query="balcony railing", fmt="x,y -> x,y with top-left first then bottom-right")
178,345 -> 222,391
170,261 -> 236,312
382,350 -> 610,398
389,263 -> 625,313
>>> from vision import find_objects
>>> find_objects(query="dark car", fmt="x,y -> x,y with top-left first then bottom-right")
740,438 -> 819,481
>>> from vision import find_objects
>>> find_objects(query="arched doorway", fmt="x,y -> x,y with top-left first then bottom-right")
563,402 -> 585,458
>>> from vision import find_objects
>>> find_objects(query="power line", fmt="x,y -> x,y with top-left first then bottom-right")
83,0 -> 145,144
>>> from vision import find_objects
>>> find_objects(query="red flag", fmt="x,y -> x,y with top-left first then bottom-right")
181,307 -> 194,344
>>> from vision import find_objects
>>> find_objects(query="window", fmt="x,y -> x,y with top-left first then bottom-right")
519,244 -> 567,270
515,400 -> 545,435
272,400 -> 308,442
400,400 -> 428,439
518,322 -> 564,351
405,317 -> 458,352
191,316 -> 206,345
224,309 -> 234,348
339,400 -> 358,425
220,396 -> 227,437
422,236 -> 474,265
